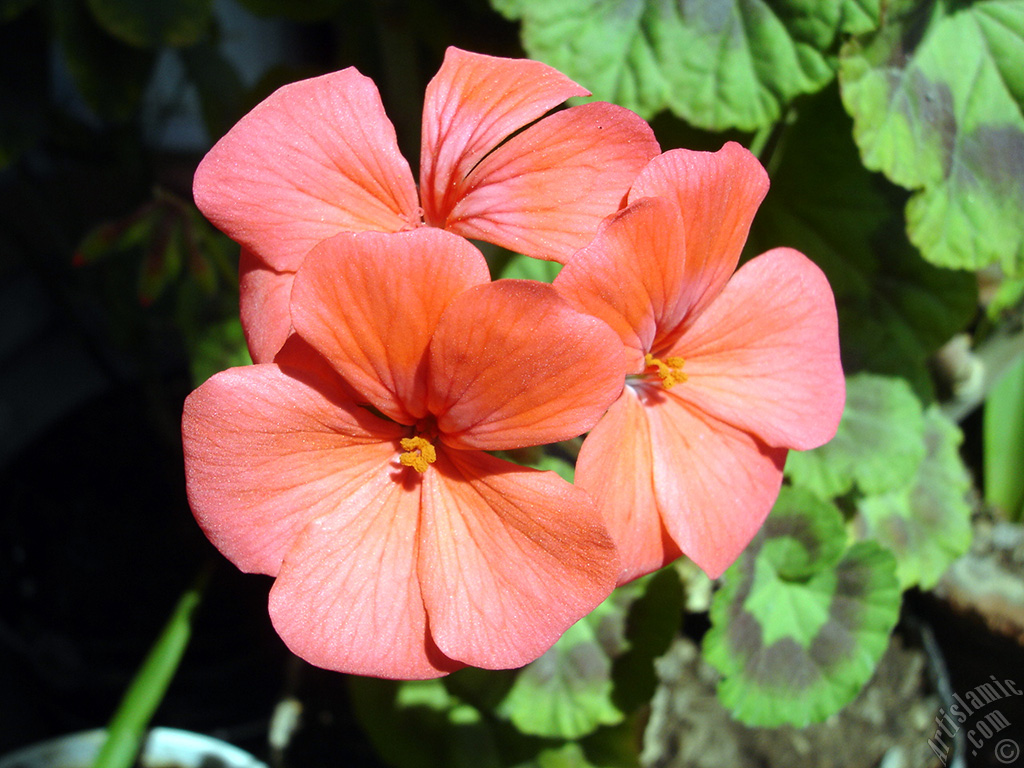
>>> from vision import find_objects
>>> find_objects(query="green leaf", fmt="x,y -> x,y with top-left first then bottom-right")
530,452 -> 575,482
187,315 -> 251,386
495,0 -> 878,130
984,352 -> 1024,519
498,619 -> 622,740
839,0 -> 1024,275
499,252 -> 563,283
748,84 -> 977,397
785,373 -> 927,499
518,743 -> 598,768
608,567 -> 682,714
86,0 -> 213,48
987,273 -> 1024,321
703,487 -> 901,727
349,678 -> 504,768
490,447 -> 576,482
497,569 -> 681,740
839,0 -> 881,36
742,546 -> 835,646
855,406 -> 973,589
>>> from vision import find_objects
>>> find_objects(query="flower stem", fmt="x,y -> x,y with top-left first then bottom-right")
747,123 -> 774,160
90,560 -> 214,768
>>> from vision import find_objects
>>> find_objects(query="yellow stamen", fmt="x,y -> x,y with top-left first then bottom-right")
399,436 -> 437,473
644,353 -> 688,389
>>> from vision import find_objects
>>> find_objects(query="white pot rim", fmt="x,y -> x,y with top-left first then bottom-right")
0,727 -> 268,768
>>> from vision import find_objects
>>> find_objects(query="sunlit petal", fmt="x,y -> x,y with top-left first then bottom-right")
181,364 -> 403,577
555,197 -> 698,363
419,449 -> 618,669
645,393 -> 787,579
668,248 -> 845,450
291,229 -> 491,424
420,47 -> 588,227
194,68 -> 419,273
445,103 -> 660,261
239,250 -> 293,364
628,142 -> 768,325
269,474 -> 462,679
428,280 -> 627,450
576,390 -> 682,585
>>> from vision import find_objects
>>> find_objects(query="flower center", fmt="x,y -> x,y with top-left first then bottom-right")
399,436 -> 437,473
643,353 -> 688,389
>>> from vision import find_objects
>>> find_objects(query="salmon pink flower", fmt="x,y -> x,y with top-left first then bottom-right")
193,47 -> 659,362
554,143 -> 846,583
182,227 -> 626,679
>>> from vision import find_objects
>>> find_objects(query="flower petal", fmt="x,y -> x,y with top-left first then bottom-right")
268,472 -> 462,679
420,47 -> 589,228
628,142 -> 768,323
194,68 -> 419,273
428,280 -> 628,450
669,247 -> 845,451
575,390 -> 682,585
419,449 -> 618,669
239,250 -> 293,364
645,393 -> 788,579
181,363 -> 403,577
444,103 -> 660,262
555,197 -> 698,365
290,228 -> 491,424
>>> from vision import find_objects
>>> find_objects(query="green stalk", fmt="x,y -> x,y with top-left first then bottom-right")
747,123 -> 775,160
91,561 -> 213,768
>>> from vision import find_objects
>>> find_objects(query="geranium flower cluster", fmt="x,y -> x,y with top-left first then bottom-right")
182,48 -> 845,679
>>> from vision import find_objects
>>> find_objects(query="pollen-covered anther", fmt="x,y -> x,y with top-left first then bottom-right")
645,353 -> 688,389
399,436 -> 437,473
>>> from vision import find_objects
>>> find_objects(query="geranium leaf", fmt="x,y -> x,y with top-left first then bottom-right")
987,274 -> 1024,321
840,0 -> 882,36
498,618 -> 621,740
349,678 -> 504,768
497,569 -> 681,740
530,452 -> 575,482
494,0 -> 879,130
785,373 -> 927,499
187,316 -> 251,386
499,252 -> 563,283
855,406 -> 973,589
748,84 -> 977,397
609,567 -> 682,714
526,743 -> 598,768
839,0 -> 1024,275
703,487 -> 901,727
